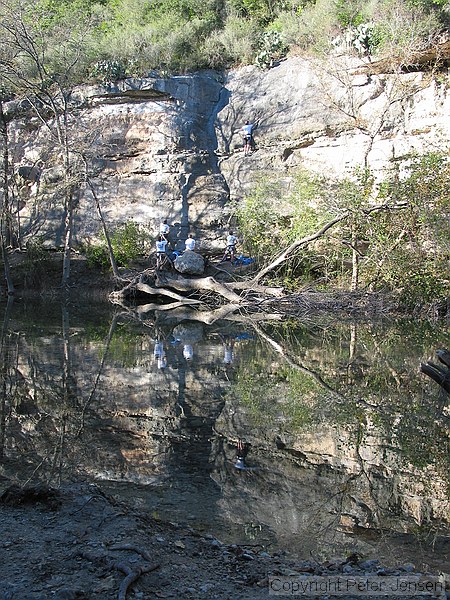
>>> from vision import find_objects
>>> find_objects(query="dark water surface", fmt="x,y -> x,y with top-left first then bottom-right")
1,298 -> 449,572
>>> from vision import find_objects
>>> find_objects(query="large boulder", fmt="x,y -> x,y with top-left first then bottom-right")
173,250 -> 205,275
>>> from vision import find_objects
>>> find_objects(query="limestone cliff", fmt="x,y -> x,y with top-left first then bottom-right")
6,55 -> 450,251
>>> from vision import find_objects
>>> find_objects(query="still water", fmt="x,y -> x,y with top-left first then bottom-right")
0,299 -> 449,572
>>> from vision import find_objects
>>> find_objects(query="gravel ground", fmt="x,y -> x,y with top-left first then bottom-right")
0,483 -> 448,600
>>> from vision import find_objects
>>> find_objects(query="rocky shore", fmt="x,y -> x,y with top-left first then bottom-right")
1,482 -> 447,600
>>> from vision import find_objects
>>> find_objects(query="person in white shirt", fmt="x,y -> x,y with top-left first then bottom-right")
154,340 -> 167,369
221,334 -> 235,364
155,236 -> 168,270
222,231 -> 238,262
182,344 -> 194,361
184,234 -> 196,251
159,219 -> 170,241
241,120 -> 258,151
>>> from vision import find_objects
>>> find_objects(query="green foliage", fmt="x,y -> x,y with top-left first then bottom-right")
235,169 -> 331,258
3,0 -> 449,74
228,0 -> 286,25
274,0 -> 338,54
234,153 -> 449,307
362,153 -> 450,307
234,169 -> 337,285
1,0 -> 96,88
85,221 -> 149,270
202,16 -> 259,68
20,238 -> 56,287
254,29 -> 286,68
405,0 -> 449,9
334,0 -> 365,28
367,0 -> 442,59
90,59 -> 127,81
332,22 -> 379,55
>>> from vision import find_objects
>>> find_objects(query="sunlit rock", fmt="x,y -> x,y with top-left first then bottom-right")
7,57 -> 450,253
174,250 -> 205,275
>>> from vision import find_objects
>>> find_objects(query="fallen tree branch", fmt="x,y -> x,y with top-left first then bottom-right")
156,274 -> 243,304
109,544 -> 153,561
421,361 -> 450,393
251,323 -> 378,409
230,280 -> 284,297
251,212 -> 350,284
116,302 -> 284,325
110,544 -> 160,600
136,281 -> 201,303
247,202 -> 409,286
149,304 -> 241,325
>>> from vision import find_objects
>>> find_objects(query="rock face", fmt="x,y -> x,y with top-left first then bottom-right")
5,56 -> 450,250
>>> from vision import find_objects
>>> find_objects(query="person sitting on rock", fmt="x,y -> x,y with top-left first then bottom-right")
184,233 -> 196,251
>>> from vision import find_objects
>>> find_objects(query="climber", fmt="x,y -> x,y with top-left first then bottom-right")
159,219 -> 170,242
242,120 -> 258,155
234,439 -> 249,470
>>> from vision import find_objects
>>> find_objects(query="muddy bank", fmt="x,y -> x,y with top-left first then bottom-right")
0,482 -> 447,600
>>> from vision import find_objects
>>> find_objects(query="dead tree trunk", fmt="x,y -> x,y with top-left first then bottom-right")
249,213 -> 349,285
421,349 -> 450,393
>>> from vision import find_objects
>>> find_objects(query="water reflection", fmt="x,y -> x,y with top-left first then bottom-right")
0,299 -> 448,571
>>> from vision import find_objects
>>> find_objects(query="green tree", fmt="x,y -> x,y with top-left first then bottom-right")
234,154 -> 449,307
363,153 -> 450,306
85,221 -> 149,270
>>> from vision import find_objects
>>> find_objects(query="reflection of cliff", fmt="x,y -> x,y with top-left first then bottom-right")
209,319 -> 449,562
0,308 -> 241,488
209,431 -> 450,571
0,303 -> 448,568
213,396 -> 450,539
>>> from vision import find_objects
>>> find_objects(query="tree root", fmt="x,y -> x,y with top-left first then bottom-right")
114,561 -> 160,600
110,544 -> 160,600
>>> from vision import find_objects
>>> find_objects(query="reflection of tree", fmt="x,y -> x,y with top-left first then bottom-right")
0,297 -> 14,460
76,313 -> 120,436
229,318 -> 450,522
1,303 -> 448,554
213,319 -> 448,562
0,305 -> 125,485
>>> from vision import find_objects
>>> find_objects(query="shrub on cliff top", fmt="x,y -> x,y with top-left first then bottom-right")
4,0 -> 448,76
